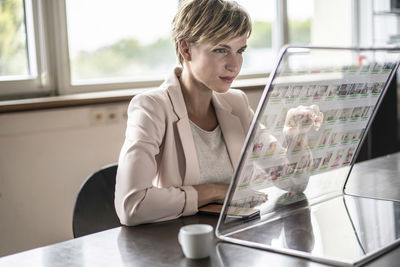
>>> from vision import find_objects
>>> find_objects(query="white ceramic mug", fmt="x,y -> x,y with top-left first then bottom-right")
178,224 -> 214,259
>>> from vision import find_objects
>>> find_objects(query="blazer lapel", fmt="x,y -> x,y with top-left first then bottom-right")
176,120 -> 200,185
165,68 -> 200,186
212,94 -> 246,169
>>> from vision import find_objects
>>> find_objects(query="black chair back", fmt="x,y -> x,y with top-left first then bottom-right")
72,164 -> 121,238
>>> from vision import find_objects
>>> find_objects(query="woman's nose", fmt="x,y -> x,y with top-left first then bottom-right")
225,54 -> 242,73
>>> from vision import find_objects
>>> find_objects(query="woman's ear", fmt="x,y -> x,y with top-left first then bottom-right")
178,40 -> 191,61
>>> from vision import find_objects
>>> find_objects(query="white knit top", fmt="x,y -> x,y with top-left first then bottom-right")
189,121 -> 234,185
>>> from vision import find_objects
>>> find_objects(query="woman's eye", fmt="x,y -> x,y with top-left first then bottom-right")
237,49 -> 246,55
214,48 -> 227,54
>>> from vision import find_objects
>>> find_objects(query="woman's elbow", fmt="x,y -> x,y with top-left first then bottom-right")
115,201 -> 148,226
114,190 -> 148,226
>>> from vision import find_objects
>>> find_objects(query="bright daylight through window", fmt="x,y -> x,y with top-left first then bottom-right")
66,0 -> 279,85
66,0 -> 178,84
287,0 -> 312,45
0,0 -> 30,79
0,0 -> 352,98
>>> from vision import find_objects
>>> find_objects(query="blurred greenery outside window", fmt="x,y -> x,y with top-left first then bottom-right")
288,19 -> 311,45
0,0 -> 29,78
287,0 -> 312,45
66,0 -> 178,83
66,0 -> 279,84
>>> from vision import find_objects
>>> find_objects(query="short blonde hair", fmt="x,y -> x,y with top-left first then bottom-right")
172,0 -> 252,65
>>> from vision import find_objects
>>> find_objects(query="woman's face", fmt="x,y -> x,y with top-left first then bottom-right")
186,34 -> 248,93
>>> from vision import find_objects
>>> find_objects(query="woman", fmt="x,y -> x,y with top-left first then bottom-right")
115,0 -> 253,226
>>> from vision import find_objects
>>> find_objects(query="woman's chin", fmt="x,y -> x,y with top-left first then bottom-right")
213,84 -> 231,94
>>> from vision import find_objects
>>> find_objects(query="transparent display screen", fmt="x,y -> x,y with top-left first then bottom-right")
217,47 -> 400,266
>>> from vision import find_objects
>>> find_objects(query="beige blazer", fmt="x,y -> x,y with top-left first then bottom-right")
115,68 -> 254,226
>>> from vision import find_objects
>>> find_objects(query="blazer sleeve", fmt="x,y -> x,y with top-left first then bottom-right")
115,93 -> 197,226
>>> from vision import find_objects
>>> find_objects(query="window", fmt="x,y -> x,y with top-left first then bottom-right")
66,0 -> 177,85
0,0 -> 29,77
287,0 -> 352,46
65,0 -> 276,92
237,0 -> 275,74
287,0 -> 312,45
0,0 -> 358,99
0,0 -> 48,98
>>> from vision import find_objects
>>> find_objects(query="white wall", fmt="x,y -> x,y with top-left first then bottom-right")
0,102 -> 129,257
0,90 -> 263,257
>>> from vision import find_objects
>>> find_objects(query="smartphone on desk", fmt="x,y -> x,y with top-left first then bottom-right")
198,204 -> 260,220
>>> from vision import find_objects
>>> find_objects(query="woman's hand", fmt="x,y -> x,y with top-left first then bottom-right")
283,105 -> 323,137
193,184 -> 229,207
231,188 -> 268,208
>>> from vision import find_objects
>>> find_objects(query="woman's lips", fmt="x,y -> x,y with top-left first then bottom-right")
219,76 -> 235,83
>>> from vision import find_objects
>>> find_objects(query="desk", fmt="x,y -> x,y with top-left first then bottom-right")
1,153 -> 400,267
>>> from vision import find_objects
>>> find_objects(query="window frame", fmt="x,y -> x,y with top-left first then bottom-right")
52,0 -> 278,95
0,0 -> 52,99
0,0 -> 360,99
